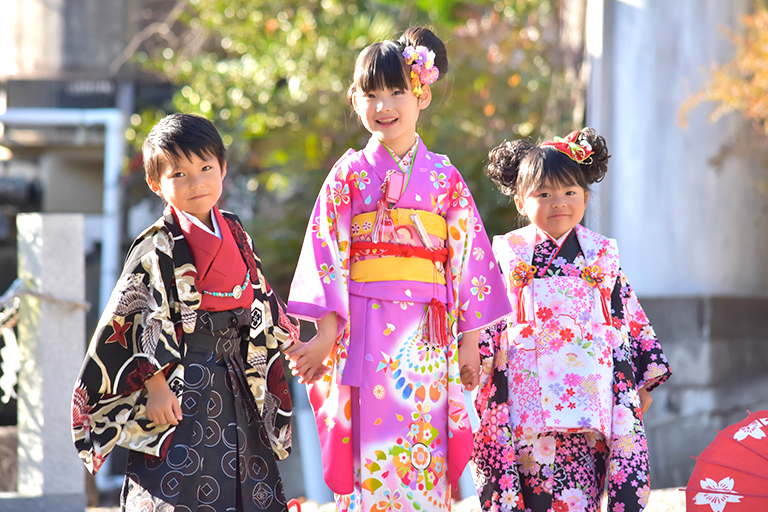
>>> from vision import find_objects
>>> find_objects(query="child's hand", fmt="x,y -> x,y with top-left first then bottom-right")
638,387 -> 652,414
145,371 -> 182,426
284,313 -> 337,384
285,334 -> 334,383
458,330 -> 481,391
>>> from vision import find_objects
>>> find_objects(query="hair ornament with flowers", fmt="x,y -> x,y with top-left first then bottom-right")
541,129 -> 595,164
403,45 -> 439,97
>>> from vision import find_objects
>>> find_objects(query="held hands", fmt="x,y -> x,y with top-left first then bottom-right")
638,386 -> 652,415
284,313 -> 337,384
458,329 -> 481,392
145,371 -> 182,426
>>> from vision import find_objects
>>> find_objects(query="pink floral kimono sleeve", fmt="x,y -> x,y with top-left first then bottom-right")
287,151 -> 354,333
444,172 -> 511,335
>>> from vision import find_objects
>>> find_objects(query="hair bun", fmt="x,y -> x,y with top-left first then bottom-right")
576,127 -> 610,184
486,139 -> 535,197
398,26 -> 448,79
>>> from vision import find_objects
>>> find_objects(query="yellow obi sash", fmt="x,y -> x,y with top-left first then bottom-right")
351,208 -> 447,240
350,209 -> 447,285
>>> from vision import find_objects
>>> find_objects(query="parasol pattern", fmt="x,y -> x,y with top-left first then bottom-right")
686,410 -> 768,512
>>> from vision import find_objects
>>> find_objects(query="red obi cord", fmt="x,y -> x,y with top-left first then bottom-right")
351,241 -> 450,347
350,242 -> 448,262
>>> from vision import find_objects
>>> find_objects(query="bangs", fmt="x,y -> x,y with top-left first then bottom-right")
518,147 -> 585,195
148,144 -> 220,180
162,145 -> 218,167
353,41 -> 410,93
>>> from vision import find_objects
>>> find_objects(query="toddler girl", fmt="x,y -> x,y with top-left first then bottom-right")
471,128 -> 671,512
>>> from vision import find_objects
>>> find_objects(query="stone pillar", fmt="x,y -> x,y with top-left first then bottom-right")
586,0 -> 768,489
0,214 -> 87,511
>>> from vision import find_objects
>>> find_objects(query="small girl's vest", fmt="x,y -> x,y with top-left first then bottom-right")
494,224 -> 621,440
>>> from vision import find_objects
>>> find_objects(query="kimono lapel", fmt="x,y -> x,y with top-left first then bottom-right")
499,223 -> 537,271
175,208 -> 222,281
574,224 -> 620,282
162,207 -> 202,329
363,136 -> 400,184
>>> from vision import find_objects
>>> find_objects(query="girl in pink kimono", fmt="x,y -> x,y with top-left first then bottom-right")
471,128 -> 672,512
286,26 -> 512,512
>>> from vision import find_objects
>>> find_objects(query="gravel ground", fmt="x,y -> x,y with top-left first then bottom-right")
88,488 -> 686,512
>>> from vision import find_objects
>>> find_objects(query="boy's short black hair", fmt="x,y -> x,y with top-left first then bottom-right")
142,113 -> 226,184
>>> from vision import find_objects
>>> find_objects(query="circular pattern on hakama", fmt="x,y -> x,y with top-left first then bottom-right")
160,470 -> 184,497
184,363 -> 210,390
204,419 -> 221,447
248,455 -> 270,481
182,390 -> 201,417
253,482 -> 274,508
207,390 -> 223,418
197,475 -> 220,504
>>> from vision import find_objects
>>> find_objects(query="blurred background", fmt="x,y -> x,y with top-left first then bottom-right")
0,0 -> 766,509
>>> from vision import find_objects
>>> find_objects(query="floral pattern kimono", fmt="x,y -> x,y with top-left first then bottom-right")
288,136 -> 512,512
471,224 -> 671,512
71,209 -> 297,482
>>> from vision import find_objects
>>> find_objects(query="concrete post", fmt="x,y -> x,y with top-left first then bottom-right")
0,214 -> 87,511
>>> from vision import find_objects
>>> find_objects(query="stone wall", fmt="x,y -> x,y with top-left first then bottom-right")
641,296 -> 768,488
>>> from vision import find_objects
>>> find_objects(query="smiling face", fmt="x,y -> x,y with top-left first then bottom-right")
147,151 -> 227,230
514,179 -> 589,239
352,82 -> 431,158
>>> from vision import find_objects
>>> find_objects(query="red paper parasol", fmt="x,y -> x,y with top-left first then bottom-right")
686,410 -> 768,512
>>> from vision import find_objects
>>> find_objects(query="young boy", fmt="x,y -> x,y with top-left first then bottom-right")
71,113 -> 299,511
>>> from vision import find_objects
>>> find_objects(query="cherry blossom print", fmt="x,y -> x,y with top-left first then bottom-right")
471,276 -> 490,301
560,488 -> 588,512
430,170 -> 448,189
355,170 -> 371,190
733,418 -> 768,441
332,181 -> 350,206
318,264 -> 336,284
451,181 -> 470,208
693,477 -> 743,512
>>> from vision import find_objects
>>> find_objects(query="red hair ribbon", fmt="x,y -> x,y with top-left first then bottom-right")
511,262 -> 537,323
541,129 -> 594,164
581,265 -> 612,325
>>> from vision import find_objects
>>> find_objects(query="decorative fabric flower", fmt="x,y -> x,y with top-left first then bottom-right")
403,45 -> 440,97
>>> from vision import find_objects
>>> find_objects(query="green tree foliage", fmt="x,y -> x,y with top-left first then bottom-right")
130,0 -> 583,294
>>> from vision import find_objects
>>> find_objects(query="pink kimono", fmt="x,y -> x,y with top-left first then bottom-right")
288,136 -> 512,512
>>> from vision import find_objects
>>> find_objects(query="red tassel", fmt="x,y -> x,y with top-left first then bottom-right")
372,199 -> 394,243
517,289 -> 527,324
427,298 -> 449,347
599,288 -> 612,326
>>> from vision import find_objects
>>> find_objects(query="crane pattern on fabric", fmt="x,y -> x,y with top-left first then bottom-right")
71,209 -> 297,475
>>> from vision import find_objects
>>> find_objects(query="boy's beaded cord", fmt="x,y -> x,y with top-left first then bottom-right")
200,269 -> 250,299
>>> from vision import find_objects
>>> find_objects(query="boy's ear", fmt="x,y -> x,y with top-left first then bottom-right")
146,175 -> 162,197
417,85 -> 432,110
220,161 -> 227,180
